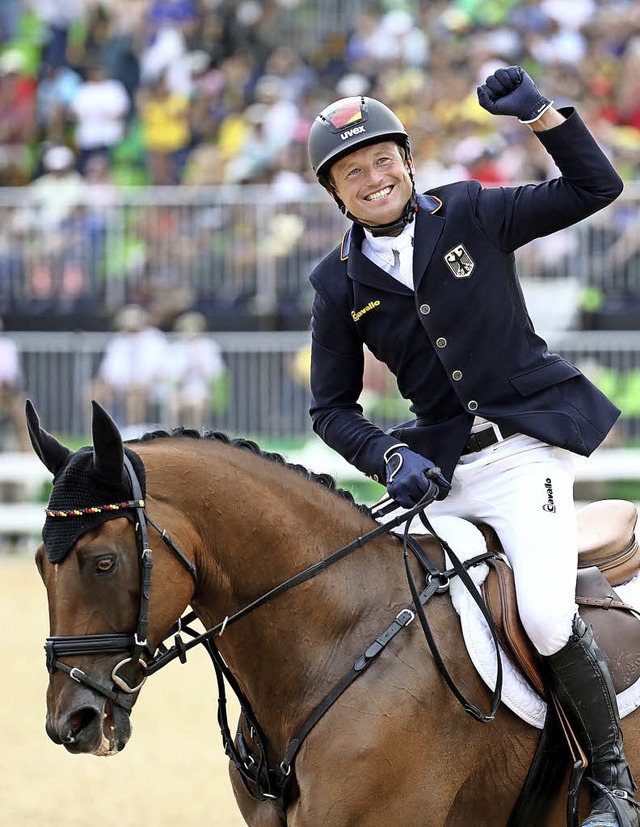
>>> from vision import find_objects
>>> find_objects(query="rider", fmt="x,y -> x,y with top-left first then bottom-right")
306,66 -> 637,827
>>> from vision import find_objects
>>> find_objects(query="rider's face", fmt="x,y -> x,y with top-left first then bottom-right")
329,141 -> 414,231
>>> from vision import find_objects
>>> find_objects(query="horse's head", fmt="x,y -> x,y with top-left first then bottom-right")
27,400 -> 196,756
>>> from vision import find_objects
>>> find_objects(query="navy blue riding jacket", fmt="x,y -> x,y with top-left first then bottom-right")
308,108 -> 623,485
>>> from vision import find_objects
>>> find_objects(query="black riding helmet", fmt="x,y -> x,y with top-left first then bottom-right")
308,96 -> 417,236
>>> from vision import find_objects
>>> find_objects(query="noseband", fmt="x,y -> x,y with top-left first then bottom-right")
43,455 -> 198,711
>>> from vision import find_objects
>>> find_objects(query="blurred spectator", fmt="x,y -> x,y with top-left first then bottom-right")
68,61 -> 130,174
182,143 -> 224,185
0,0 -> 637,197
83,152 -> 119,215
0,0 -> 639,335
35,61 -> 82,144
252,74 -> 300,154
187,49 -> 224,145
263,45 -> 317,104
0,0 -> 22,44
21,144 -> 84,229
0,319 -> 29,451
164,310 -> 226,428
89,303 -> 169,428
0,204 -> 24,313
136,69 -> 191,184
139,0 -> 198,96
124,203 -> 196,326
223,103 -> 272,184
0,49 -> 37,185
30,0 -> 85,69
12,144 -> 109,308
89,0 -> 146,111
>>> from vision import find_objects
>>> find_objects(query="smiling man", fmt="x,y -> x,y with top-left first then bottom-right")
307,68 -> 637,827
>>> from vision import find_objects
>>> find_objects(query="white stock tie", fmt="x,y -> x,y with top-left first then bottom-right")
391,235 -> 414,289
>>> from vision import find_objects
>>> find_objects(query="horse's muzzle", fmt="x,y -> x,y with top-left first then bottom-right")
47,697 -> 131,755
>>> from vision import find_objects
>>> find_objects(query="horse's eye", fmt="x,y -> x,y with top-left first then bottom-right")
96,556 -> 115,574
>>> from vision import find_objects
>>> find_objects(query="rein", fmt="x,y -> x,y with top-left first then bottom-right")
44,459 -> 504,806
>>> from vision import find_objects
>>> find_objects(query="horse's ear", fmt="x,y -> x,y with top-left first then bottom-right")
25,399 -> 71,475
91,400 -> 124,483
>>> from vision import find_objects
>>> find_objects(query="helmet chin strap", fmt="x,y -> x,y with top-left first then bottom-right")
347,191 -> 418,237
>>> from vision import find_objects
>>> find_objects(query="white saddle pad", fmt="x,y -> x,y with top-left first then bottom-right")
378,510 -> 640,728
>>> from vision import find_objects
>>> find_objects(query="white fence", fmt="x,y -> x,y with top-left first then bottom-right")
3,329 -> 640,549
1,328 -> 640,445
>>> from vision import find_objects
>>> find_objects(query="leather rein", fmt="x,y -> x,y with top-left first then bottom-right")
43,457 -> 503,806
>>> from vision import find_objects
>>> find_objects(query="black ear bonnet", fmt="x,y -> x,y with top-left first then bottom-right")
42,446 -> 146,563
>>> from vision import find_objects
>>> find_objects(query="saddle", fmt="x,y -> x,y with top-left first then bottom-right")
479,499 -> 640,699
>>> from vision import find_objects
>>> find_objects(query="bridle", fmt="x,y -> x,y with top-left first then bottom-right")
43,455 -> 198,712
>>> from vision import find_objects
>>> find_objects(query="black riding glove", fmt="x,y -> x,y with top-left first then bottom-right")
477,65 -> 553,123
383,443 -> 451,508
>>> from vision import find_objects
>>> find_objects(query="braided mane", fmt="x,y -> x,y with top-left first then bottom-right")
133,427 -> 372,516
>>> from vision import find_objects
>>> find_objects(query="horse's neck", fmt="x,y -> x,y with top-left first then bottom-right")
181,467 -> 401,733
145,443 -> 407,735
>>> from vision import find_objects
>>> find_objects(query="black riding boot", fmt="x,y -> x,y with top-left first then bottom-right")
546,615 -> 639,827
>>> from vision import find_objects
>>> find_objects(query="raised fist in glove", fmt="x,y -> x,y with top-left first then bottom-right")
384,443 -> 451,508
477,65 -> 553,123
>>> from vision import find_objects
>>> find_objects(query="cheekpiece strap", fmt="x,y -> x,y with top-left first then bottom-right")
45,499 -> 145,517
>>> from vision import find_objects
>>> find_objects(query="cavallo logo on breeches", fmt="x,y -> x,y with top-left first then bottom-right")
542,477 -> 556,512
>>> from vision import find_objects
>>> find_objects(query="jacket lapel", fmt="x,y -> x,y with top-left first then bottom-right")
344,224 -> 413,295
342,194 -> 445,294
413,193 -> 445,291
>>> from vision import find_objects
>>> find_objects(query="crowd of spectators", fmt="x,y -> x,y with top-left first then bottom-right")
0,0 -> 638,191
0,0 -> 639,333
3,0 -> 640,446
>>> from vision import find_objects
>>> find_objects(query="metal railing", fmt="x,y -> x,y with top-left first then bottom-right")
5,329 -> 640,445
1,181 -> 639,325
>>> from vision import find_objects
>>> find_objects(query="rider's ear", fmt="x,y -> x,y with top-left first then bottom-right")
25,399 -> 71,475
91,400 -> 124,484
405,152 -> 415,177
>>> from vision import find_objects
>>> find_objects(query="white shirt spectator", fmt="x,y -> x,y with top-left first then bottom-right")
164,311 -> 226,427
29,0 -> 85,26
98,326 -> 169,392
168,336 -> 225,405
69,70 -> 130,151
0,336 -> 20,384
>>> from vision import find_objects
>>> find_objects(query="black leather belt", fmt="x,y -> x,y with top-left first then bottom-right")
462,424 -> 519,455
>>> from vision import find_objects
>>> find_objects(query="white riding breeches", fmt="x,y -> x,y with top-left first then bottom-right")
427,433 -> 578,656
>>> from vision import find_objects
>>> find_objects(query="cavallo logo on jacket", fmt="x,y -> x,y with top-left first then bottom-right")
352,300 -> 381,322
444,244 -> 475,278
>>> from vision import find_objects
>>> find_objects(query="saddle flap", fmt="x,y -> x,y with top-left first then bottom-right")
481,556 -> 546,698
482,558 -> 640,700
576,566 -> 640,694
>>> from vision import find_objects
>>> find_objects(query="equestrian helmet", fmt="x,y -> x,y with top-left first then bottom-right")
308,96 -> 410,185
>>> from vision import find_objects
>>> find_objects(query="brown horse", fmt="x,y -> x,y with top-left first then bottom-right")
27,400 -> 640,827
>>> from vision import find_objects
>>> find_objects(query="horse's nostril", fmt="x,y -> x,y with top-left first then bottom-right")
66,706 -> 99,742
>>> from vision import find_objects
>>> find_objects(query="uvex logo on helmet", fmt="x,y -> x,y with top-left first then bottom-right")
341,125 -> 366,140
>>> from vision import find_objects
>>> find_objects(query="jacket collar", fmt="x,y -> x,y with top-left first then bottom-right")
341,193 -> 444,293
